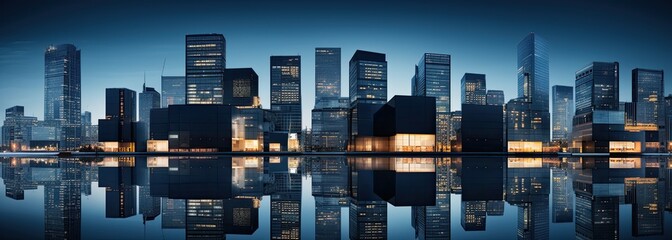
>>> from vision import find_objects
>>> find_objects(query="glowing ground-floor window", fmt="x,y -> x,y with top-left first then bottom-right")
102,142 -> 135,152
391,134 -> 435,152
147,140 -> 168,152
269,143 -> 281,152
609,141 -> 641,153
507,141 -> 542,152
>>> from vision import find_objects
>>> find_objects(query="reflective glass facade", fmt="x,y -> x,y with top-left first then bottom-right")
185,34 -> 225,105
270,56 -> 302,133
315,48 -> 341,103
632,68 -> 664,127
349,50 -> 387,147
311,98 -> 349,151
44,44 -> 81,150
486,90 -> 504,106
161,76 -> 185,108
461,73 -> 486,105
552,85 -> 573,143
415,53 -> 451,151
139,84 -> 160,136
514,33 -> 550,145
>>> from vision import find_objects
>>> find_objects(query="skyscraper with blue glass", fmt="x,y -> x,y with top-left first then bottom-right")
44,44 -> 81,150
506,33 -> 551,149
414,53 -> 451,151
185,34 -> 226,105
348,50 -> 387,151
270,56 -> 302,134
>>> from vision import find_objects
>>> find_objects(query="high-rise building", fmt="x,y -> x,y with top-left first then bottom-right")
572,62 -> 643,153
1,106 -> 37,151
507,33 -> 551,149
44,44 -> 81,150
224,68 -> 259,107
552,85 -> 574,144
139,83 -> 160,136
185,34 -> 225,105
486,90 -> 504,106
161,76 -> 185,107
270,56 -> 302,134
81,111 -> 98,146
632,69 -> 664,127
315,48 -> 341,103
311,98 -> 349,151
348,50 -> 387,150
414,53 -> 451,151
98,88 -> 142,152
461,73 -> 486,105
665,95 -> 672,151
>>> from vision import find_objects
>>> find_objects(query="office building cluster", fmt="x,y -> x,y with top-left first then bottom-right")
1,33 -> 669,153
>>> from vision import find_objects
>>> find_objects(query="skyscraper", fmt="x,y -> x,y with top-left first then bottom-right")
506,33 -> 551,150
518,33 -> 549,111
139,83 -> 160,137
315,48 -> 341,103
312,48 -> 347,151
98,88 -> 139,152
45,44 -> 81,150
185,34 -> 225,105
161,76 -> 185,107
414,53 -> 451,151
486,90 -> 504,106
552,85 -> 574,144
270,56 -> 302,134
461,73 -> 486,105
572,62 -> 642,153
632,69 -> 664,127
348,50 -> 387,151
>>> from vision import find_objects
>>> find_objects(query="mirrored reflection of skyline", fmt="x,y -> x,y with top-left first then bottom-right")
0,156 -> 671,239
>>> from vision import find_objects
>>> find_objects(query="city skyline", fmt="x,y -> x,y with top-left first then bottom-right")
2,0 -> 671,129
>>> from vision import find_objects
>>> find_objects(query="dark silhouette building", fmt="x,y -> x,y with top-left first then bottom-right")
349,50 -> 387,151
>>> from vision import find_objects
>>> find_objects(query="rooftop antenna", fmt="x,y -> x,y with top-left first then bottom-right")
143,71 -> 146,91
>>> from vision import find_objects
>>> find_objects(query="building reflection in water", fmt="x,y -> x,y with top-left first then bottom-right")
1,156 -> 671,239
311,156 -> 348,240
266,156 -> 302,239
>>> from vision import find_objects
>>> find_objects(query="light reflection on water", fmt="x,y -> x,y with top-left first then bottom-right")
0,156 -> 671,240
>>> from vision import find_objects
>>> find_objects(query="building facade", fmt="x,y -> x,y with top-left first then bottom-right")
631,68 -> 665,150
44,44 -> 81,150
311,98 -> 349,151
224,68 -> 259,107
509,33 -> 551,148
552,85 -> 574,144
185,34 -> 226,105
98,88 -> 145,152
461,73 -> 486,105
2,106 -> 37,151
348,50 -> 387,151
315,48 -> 341,102
270,56 -> 302,134
486,90 -> 505,106
161,76 -> 185,107
572,62 -> 643,153
139,83 -> 160,136
414,53 -> 451,151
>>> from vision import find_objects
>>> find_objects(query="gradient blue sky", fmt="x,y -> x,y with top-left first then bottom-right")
1,0 -> 671,129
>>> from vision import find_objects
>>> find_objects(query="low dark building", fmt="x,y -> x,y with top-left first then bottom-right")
150,105 -> 233,152
456,104 -> 505,152
223,68 -> 259,106
98,88 -> 147,152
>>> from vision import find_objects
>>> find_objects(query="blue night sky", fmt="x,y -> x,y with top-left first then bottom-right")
1,0 -> 671,129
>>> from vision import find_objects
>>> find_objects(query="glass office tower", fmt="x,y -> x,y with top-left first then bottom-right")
315,48 -> 341,102
44,44 -> 81,150
632,69 -> 664,127
486,90 -> 504,106
552,85 -> 574,143
161,76 -> 185,107
414,53 -> 451,151
507,33 -> 551,149
572,62 -> 642,153
270,56 -> 302,134
139,83 -> 160,136
185,34 -> 225,105
348,50 -> 387,151
461,73 -> 486,105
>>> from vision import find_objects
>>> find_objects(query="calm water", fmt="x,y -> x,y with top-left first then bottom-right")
0,156 -> 670,240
